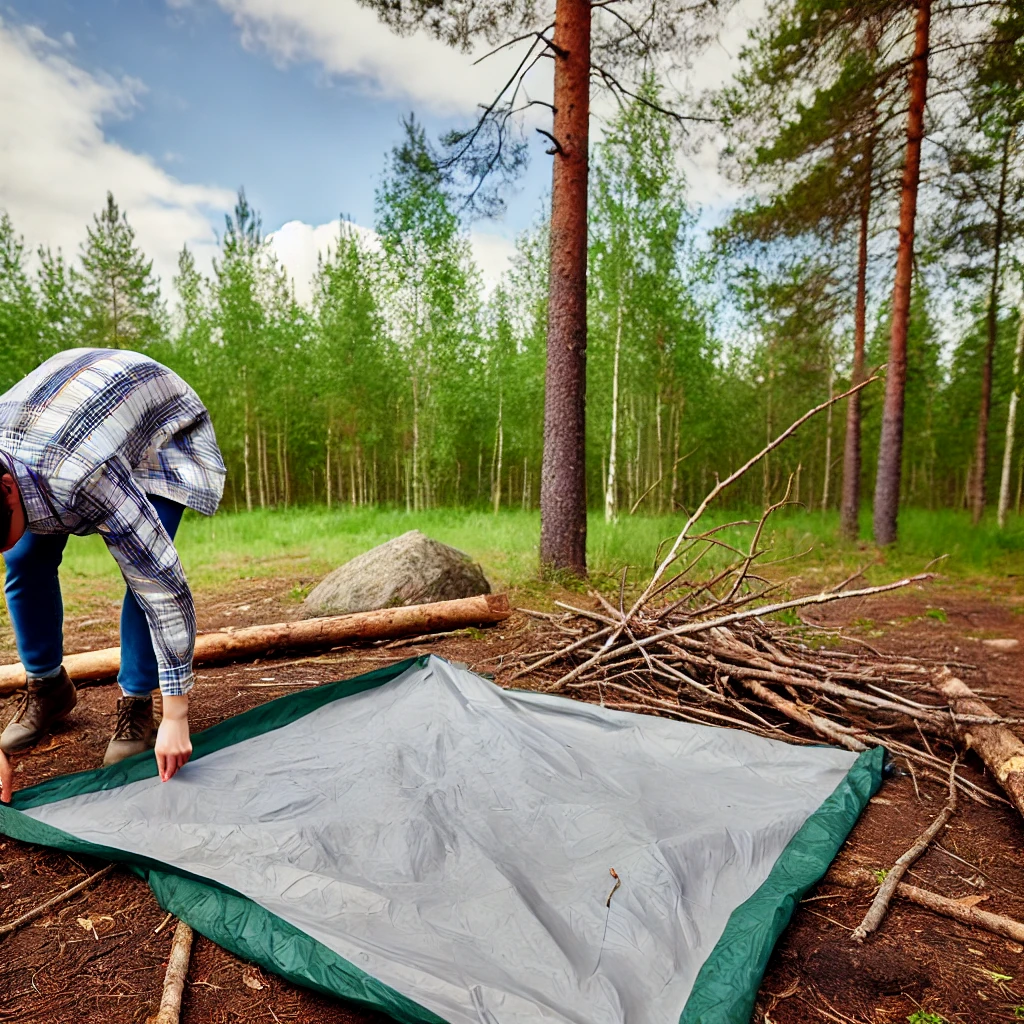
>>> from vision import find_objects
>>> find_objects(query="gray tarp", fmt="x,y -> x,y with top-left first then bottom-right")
13,656 -> 871,1024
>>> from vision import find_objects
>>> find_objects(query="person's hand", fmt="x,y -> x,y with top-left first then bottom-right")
0,749 -> 12,804
155,695 -> 191,782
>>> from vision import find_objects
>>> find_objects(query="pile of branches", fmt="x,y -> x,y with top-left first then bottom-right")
512,380 -> 1014,809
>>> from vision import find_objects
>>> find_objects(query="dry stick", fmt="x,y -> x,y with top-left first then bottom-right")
933,668 -> 1024,820
547,574 -> 929,692
738,678 -> 868,752
851,761 -> 958,943
833,868 -> 1024,944
540,380 -> 882,692
626,375 -> 880,619
147,919 -> 195,1024
510,625 -> 615,681
0,863 -> 115,938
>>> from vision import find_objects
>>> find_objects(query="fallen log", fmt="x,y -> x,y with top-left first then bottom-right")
147,920 -> 194,1024
0,593 -> 511,694
933,668 -> 1024,820
833,866 -> 1024,944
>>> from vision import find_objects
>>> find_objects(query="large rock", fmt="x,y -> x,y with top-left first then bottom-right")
303,530 -> 491,617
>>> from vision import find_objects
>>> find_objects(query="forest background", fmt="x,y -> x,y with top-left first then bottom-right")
3,1 -> 1024,582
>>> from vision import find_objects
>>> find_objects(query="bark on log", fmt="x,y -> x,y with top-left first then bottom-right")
933,668 -> 1024,820
0,593 -> 511,694
147,920 -> 194,1024
833,866 -> 1024,944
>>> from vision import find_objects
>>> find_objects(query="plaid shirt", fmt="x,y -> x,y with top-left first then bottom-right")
0,349 -> 226,696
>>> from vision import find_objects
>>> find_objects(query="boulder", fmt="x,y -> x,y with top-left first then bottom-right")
303,530 -> 491,617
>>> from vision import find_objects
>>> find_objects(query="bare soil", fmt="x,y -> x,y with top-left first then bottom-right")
1,577 -> 1023,1023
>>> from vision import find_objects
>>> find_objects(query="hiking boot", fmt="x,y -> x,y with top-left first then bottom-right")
103,696 -> 156,766
0,668 -> 77,753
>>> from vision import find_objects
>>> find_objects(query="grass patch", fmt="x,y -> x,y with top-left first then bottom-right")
7,504 -> 1024,616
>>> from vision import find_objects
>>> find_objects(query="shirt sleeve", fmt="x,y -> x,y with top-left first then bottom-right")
73,458 -> 195,696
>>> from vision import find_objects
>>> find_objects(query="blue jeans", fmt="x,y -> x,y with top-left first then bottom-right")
3,495 -> 185,696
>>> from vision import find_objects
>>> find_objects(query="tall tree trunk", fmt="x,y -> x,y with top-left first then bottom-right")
411,375 -> 420,512
276,431 -> 285,507
873,0 -> 931,546
243,429 -> 252,514
325,423 -> 332,510
540,0 -> 591,575
971,128 -> 1012,524
998,310 -> 1024,527
656,390 -> 664,513
493,394 -> 504,515
604,294 -> 623,523
840,128 -> 875,537
822,365 -> 834,511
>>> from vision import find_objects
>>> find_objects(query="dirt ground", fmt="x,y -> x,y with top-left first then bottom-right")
1,575 -> 1023,1023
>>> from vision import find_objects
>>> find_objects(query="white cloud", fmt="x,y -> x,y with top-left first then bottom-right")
268,217 -> 515,304
207,0 -> 540,116
266,218 -> 379,305
0,18 -> 232,293
206,0 -> 762,218
469,230 -> 517,292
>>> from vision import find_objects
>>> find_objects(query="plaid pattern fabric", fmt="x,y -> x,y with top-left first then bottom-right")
0,349 -> 226,695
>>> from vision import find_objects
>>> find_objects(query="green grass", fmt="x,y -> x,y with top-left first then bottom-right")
45,503 -> 1024,595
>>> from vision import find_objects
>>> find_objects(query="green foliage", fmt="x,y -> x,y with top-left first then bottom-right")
906,1012 -> 945,1024
78,192 -> 166,350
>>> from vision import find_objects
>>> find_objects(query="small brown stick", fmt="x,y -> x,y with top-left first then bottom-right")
739,678 -> 868,753
851,761 -> 957,942
833,867 -> 1024,944
546,574 -> 930,691
605,868 -> 621,907
933,668 -> 1024,821
627,375 -> 879,618
0,863 -> 115,938
147,920 -> 195,1024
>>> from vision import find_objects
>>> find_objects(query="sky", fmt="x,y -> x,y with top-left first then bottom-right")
0,0 -> 762,304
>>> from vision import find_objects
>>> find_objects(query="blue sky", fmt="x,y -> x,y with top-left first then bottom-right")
0,1 -> 752,300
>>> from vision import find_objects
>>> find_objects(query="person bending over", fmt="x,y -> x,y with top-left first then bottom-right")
0,348 -> 225,785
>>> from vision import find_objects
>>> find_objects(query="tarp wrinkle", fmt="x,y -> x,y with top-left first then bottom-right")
0,655 -> 881,1024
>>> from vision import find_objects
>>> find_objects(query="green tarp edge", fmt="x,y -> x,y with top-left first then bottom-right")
0,656 -> 883,1024
7,655 -> 424,810
678,745 -> 885,1024
0,654 -> 445,1024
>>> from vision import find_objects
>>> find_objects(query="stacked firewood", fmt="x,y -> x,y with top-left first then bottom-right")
510,379 -> 1018,810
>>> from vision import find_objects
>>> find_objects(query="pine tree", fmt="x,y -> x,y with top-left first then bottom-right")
354,0 -> 725,575
719,3 -> 903,536
36,247 -> 82,360
79,192 -> 166,350
376,117 -> 481,512
0,213 -> 40,392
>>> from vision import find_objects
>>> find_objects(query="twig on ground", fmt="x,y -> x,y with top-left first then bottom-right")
0,863 -> 115,938
851,761 -> 958,942
146,920 -> 194,1024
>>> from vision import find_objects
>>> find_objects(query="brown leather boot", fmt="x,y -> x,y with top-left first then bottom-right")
103,696 -> 156,766
0,668 -> 77,753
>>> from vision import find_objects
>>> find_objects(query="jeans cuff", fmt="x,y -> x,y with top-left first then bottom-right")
28,665 -> 64,682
